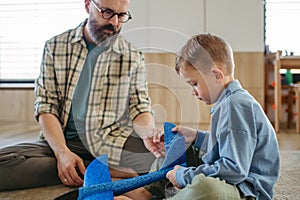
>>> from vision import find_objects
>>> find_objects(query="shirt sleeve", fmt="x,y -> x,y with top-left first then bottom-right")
193,130 -> 208,149
176,106 -> 257,188
34,41 -> 61,121
128,52 -> 152,120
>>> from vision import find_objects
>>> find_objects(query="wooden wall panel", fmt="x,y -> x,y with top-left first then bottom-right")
233,52 -> 264,105
148,85 -> 211,126
0,52 -> 264,127
0,89 -> 36,123
145,52 -> 264,126
234,52 -> 264,88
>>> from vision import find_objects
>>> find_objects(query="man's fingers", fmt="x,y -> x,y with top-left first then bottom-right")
63,173 -> 73,186
77,161 -> 86,179
148,145 -> 160,158
69,167 -> 83,186
61,176 -> 69,185
152,128 -> 163,143
153,150 -> 162,158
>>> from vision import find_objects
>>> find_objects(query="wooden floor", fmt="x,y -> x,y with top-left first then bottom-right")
276,130 -> 300,150
0,121 -> 41,148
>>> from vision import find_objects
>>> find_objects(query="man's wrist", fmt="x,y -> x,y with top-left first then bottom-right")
191,130 -> 198,145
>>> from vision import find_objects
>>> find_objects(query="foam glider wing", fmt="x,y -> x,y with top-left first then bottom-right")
55,122 -> 186,200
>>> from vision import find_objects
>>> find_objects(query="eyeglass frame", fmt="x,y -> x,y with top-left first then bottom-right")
90,0 -> 132,23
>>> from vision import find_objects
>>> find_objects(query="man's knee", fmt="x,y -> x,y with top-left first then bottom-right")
0,144 -> 60,190
0,152 -> 26,168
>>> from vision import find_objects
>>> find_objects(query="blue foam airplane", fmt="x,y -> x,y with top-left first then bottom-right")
55,122 -> 186,200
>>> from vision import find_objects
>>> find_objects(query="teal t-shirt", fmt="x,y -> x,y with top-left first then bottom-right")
64,39 -> 107,139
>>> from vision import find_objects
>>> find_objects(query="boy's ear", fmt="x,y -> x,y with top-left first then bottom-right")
211,67 -> 224,81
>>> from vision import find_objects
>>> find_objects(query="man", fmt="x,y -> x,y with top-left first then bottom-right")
0,0 -> 162,190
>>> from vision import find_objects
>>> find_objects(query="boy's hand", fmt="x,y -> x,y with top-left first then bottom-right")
172,126 -> 197,144
166,165 -> 182,189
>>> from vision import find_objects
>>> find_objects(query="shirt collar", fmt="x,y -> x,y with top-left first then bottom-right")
70,19 -> 87,44
108,35 -> 127,55
210,80 -> 242,114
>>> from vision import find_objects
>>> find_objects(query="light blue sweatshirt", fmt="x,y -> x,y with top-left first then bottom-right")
176,80 -> 280,200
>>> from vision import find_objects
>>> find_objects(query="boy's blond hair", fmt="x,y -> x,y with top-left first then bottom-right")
175,33 -> 235,76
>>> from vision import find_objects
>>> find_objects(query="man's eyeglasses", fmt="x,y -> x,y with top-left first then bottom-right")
90,0 -> 132,23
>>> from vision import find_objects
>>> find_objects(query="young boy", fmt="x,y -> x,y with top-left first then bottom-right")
165,33 -> 280,199
123,34 -> 280,200
117,33 -> 280,200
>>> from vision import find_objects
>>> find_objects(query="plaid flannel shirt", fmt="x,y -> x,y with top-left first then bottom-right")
34,20 -> 152,165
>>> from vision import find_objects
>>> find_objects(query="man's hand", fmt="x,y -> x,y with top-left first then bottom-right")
39,113 -> 86,186
166,165 -> 182,189
172,126 -> 197,144
132,113 -> 165,157
56,149 -> 86,186
142,129 -> 165,158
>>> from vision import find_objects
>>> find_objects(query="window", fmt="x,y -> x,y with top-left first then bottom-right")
0,0 -> 87,82
265,0 -> 300,56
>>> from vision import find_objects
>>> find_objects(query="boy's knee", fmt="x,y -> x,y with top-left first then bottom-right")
194,173 -> 220,190
191,174 -> 223,198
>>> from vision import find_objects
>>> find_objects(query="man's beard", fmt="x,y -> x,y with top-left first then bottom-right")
87,16 -> 121,46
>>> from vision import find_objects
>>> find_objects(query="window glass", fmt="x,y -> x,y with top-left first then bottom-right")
0,0 -> 87,81
265,0 -> 300,55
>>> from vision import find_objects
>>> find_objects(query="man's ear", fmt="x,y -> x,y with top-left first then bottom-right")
84,0 -> 90,14
211,67 -> 224,81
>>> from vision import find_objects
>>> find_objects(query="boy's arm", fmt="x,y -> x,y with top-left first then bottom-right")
174,128 -> 256,188
192,130 -> 208,148
165,129 -> 208,188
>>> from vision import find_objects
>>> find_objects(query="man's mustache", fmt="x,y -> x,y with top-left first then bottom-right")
100,24 -> 117,34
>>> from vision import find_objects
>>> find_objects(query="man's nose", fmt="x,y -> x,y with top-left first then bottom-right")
108,14 -> 119,26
